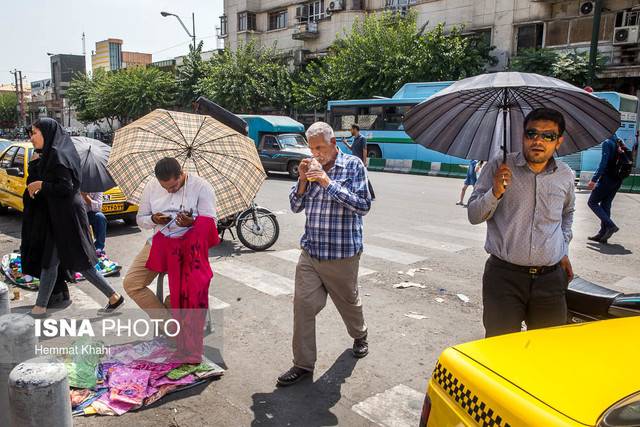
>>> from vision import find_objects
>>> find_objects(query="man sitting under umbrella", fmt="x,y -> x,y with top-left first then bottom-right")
123,157 -> 216,321
468,108 -> 575,337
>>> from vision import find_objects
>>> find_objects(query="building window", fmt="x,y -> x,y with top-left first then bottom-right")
516,23 -> 544,53
308,1 -> 325,22
220,15 -> 228,36
269,10 -> 288,31
238,12 -> 257,32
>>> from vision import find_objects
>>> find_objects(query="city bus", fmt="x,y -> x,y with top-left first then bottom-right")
327,82 -> 638,173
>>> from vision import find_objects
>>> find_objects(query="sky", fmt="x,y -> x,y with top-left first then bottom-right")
0,0 -> 224,85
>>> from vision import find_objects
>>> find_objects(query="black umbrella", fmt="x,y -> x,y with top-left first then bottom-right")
71,136 -> 117,192
403,72 -> 621,163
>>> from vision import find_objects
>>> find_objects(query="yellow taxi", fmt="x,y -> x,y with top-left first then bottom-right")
0,141 -> 138,224
420,317 -> 640,426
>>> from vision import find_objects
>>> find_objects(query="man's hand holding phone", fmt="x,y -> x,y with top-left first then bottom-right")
151,212 -> 172,225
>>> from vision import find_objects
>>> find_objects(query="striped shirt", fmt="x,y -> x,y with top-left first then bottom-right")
468,152 -> 575,267
290,151 -> 371,260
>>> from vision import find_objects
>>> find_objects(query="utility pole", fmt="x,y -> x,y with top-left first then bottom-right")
10,69 -> 22,127
17,71 -> 26,127
587,0 -> 603,86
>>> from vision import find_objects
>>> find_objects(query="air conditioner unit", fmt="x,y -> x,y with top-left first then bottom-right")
579,1 -> 594,16
295,5 -> 308,19
327,0 -> 345,13
613,25 -> 640,45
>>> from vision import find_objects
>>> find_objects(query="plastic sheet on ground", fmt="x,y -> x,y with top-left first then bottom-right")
66,337 -> 224,416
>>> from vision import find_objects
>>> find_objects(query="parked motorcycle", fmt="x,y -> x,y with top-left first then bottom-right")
567,276 -> 640,323
217,202 -> 279,251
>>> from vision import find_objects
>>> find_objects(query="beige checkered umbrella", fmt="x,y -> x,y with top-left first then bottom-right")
108,109 -> 266,219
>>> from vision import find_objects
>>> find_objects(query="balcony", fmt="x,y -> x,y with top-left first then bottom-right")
292,22 -> 319,40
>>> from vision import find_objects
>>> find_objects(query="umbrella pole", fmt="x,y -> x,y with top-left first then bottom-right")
502,88 -> 509,187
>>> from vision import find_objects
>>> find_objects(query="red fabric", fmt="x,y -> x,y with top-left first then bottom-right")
146,216 -> 220,362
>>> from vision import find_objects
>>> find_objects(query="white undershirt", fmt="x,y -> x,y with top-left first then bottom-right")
136,174 -> 217,239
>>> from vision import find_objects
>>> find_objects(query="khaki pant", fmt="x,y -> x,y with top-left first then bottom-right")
293,250 -> 367,371
123,244 -> 171,321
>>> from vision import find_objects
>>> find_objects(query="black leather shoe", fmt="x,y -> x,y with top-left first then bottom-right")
277,366 -> 313,387
98,295 -> 125,314
353,334 -> 369,358
600,226 -> 619,243
587,234 -> 604,242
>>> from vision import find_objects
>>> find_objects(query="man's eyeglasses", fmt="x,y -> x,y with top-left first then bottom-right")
524,129 -> 559,143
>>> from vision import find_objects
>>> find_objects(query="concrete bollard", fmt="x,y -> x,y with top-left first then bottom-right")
0,314 -> 37,423
0,282 -> 9,316
9,357 -> 72,427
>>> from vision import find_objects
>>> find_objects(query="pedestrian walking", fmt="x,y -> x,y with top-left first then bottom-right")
586,136 -> 628,244
468,108 -> 575,338
278,122 -> 372,387
344,124 -> 375,200
457,160 -> 483,206
82,192 -> 108,257
21,149 -> 71,308
123,157 -> 217,321
26,118 -> 124,316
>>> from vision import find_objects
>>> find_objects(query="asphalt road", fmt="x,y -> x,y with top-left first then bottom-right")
3,171 -> 640,426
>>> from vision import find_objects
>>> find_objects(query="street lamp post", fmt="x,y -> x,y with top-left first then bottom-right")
161,11 -> 196,49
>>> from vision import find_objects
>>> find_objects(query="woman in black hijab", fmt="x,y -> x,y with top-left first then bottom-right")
21,149 -> 71,306
27,118 -> 124,316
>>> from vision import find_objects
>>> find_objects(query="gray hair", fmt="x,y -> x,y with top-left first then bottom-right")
306,121 -> 335,144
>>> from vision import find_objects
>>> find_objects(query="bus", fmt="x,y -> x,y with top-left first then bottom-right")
327,82 -> 638,173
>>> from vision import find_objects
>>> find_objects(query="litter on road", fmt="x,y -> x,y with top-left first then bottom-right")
435,298 -> 445,303
393,282 -> 427,289
456,294 -> 470,303
404,312 -> 429,320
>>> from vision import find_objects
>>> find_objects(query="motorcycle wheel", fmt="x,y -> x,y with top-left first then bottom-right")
236,207 -> 279,251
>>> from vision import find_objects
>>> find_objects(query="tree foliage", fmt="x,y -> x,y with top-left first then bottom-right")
176,41 -> 207,109
197,40 -> 292,113
0,92 -> 18,128
293,11 -> 495,110
68,67 -> 176,128
510,48 -> 605,87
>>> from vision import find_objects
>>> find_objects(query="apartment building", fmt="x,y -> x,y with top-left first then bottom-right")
220,0 -> 640,91
91,39 -> 153,72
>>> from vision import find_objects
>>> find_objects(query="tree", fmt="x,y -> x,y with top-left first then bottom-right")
176,41 -> 207,109
293,11 -> 495,110
68,67 -> 176,129
510,48 -> 605,87
197,40 -> 293,113
510,48 -> 558,76
0,93 -> 18,128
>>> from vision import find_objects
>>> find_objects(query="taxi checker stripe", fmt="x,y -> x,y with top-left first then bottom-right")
433,362 -> 511,427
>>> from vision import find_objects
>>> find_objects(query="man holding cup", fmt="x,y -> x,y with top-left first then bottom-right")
277,122 -> 372,387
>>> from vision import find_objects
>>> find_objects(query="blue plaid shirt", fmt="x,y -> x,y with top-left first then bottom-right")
290,151 -> 371,260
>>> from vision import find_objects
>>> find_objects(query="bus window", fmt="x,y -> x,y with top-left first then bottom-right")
357,106 -> 382,130
383,105 -> 411,130
330,106 -> 357,131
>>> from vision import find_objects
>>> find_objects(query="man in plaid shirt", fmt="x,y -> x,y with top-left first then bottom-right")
277,122 -> 372,387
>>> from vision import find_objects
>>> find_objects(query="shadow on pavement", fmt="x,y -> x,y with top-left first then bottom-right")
209,239 -> 275,258
250,350 -> 358,427
586,241 -> 633,255
106,221 -> 142,237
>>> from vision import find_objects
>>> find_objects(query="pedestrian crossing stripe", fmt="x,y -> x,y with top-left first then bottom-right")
212,259 -> 295,296
374,232 -> 469,253
351,384 -> 424,427
269,249 -> 377,276
362,244 -> 428,265
413,224 -> 485,243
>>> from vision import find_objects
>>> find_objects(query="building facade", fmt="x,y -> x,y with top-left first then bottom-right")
122,51 -> 153,68
220,0 -> 640,92
92,39 -> 123,72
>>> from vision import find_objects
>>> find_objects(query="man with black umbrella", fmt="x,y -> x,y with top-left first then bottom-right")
468,108 -> 576,337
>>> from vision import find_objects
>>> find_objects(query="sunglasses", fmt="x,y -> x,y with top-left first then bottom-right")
525,129 -> 559,142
